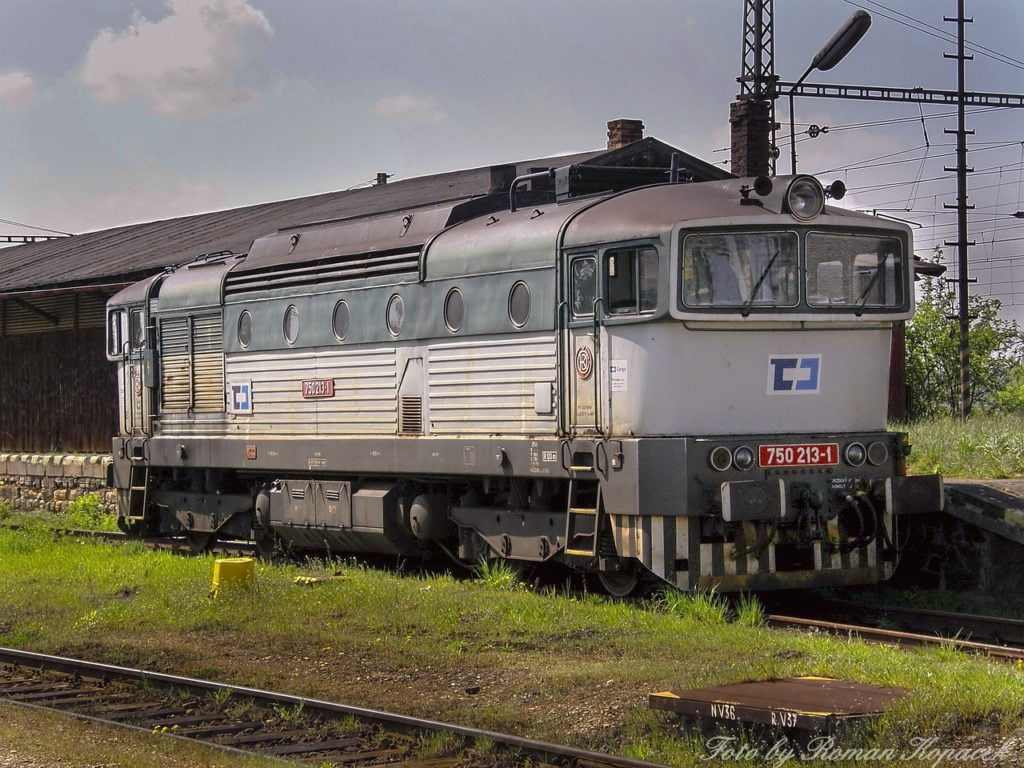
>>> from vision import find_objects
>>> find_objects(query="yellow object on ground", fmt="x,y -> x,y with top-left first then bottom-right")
211,557 -> 255,596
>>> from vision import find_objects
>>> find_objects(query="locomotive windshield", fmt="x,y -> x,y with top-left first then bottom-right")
680,230 -> 906,313
806,232 -> 903,309
681,232 -> 799,308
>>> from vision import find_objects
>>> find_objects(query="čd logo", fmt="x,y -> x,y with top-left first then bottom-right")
767,355 -> 821,394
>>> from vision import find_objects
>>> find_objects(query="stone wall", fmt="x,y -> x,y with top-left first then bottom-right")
0,453 -> 116,514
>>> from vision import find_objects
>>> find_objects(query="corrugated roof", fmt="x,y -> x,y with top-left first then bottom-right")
0,139 -> 726,294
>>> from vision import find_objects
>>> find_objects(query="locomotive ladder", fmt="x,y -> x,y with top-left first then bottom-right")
565,477 -> 602,557
125,459 -> 149,522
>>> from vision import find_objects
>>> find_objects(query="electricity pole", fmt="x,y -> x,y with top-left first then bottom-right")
945,0 -> 973,418
732,0 -> 1024,418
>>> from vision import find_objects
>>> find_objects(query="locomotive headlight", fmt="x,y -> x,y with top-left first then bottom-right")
844,442 -> 867,467
867,441 -> 889,466
709,446 -> 732,472
733,446 -> 755,471
785,176 -> 825,220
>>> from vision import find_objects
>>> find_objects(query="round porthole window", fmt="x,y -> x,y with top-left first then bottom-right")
237,311 -> 252,349
508,281 -> 531,328
332,300 -> 350,341
444,287 -> 464,332
283,305 -> 299,345
386,294 -> 404,336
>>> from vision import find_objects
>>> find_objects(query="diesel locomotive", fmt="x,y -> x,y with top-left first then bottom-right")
107,168 -> 942,595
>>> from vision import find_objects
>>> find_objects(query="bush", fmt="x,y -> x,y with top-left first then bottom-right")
64,494 -> 118,532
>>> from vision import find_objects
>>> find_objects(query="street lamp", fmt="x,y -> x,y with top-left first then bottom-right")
788,10 -> 873,174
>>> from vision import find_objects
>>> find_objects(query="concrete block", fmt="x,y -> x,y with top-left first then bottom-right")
83,455 -> 109,481
43,455 -> 65,478
6,455 -> 27,477
26,455 -> 45,477
0,454 -> 9,476
62,455 -> 85,478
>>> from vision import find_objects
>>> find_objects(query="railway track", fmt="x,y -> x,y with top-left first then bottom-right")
766,613 -> 1024,661
764,591 -> 1024,649
0,522 -> 258,557
0,646 -> 667,768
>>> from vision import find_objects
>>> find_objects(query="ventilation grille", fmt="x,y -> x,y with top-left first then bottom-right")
324,489 -> 342,502
290,488 -> 306,501
399,396 -> 423,434
224,247 -> 421,296
160,313 -> 225,412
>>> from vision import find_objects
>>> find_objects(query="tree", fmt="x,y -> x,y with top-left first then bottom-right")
905,270 -> 1023,419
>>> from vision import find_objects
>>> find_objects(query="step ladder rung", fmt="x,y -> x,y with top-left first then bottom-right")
569,507 -> 597,515
565,548 -> 595,557
568,465 -> 595,472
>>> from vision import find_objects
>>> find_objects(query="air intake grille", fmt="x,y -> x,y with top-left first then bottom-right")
160,313 -> 225,412
224,247 -> 421,296
400,396 -> 423,434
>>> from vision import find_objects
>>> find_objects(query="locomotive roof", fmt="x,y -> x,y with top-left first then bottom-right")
561,178 -> 907,249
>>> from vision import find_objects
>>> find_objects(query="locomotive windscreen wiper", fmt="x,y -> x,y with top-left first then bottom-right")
855,254 -> 890,313
741,247 -> 780,316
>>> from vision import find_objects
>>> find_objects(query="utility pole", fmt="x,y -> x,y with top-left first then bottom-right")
730,0 -> 776,177
944,0 -> 974,418
742,0 -> 1024,419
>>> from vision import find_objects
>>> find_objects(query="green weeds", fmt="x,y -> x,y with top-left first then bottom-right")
901,413 -> 1024,477
473,558 -> 522,591
415,729 -> 462,759
657,587 -> 729,624
64,494 -> 119,531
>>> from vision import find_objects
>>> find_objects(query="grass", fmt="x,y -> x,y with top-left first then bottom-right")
901,412 -> 1024,478
0,528 -> 1022,767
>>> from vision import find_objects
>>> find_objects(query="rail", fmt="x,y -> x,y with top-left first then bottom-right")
0,646 -> 670,768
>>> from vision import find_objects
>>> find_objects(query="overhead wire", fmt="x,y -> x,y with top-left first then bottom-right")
0,217 -> 71,236
841,0 -> 1024,71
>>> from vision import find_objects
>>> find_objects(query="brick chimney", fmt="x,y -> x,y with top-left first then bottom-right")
606,119 -> 644,150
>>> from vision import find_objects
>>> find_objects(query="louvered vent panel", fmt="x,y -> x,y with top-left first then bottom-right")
400,396 -> 423,434
159,313 -> 225,413
160,316 -> 191,411
192,314 -> 225,412
291,488 -> 306,501
224,247 -> 421,296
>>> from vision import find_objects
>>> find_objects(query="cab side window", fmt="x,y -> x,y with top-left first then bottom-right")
605,247 -> 658,315
571,256 -> 597,317
130,309 -> 146,351
107,310 -> 125,356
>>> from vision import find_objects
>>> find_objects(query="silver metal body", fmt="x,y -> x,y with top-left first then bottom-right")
107,175 -> 942,591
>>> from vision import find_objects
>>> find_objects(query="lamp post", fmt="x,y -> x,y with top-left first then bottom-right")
787,10 -> 872,174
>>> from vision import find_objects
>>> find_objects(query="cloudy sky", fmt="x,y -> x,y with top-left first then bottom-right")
0,1 -> 1021,307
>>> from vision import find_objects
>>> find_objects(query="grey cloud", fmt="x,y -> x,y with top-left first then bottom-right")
78,0 -> 273,117
0,72 -> 40,110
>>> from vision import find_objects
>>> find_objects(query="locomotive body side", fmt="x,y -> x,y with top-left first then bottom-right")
107,175 -> 942,593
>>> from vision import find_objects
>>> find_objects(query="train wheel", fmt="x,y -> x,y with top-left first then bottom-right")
183,532 -> 213,554
598,568 -> 641,598
254,533 -> 279,560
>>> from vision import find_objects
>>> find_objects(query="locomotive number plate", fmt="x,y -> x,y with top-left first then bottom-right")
301,379 -> 335,398
759,443 -> 839,467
